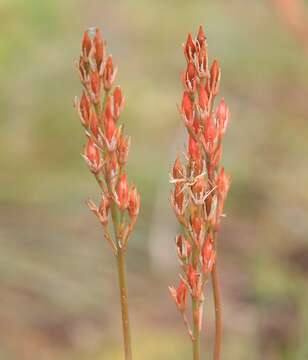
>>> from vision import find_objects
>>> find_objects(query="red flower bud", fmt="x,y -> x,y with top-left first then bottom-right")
187,265 -> 197,289
182,91 -> 194,125
90,110 -> 100,137
105,117 -> 116,143
91,71 -> 101,103
191,216 -> 202,240
210,60 -> 221,96
173,156 -> 184,179
185,62 -> 197,93
104,97 -> 116,144
202,236 -> 216,274
104,96 -> 113,123
196,25 -> 207,50
98,195 -> 110,225
117,135 -> 130,165
103,55 -> 116,91
169,280 -> 188,311
82,30 -> 92,58
79,91 -> 90,127
184,33 -> 196,62
78,56 -> 87,82
216,167 -> 231,200
113,86 -> 124,120
196,48 -> 208,78
175,234 -> 192,260
117,174 -> 129,210
128,185 -> 140,218
216,98 -> 229,135
174,183 -> 185,212
84,138 -> 101,173
204,117 -> 217,153
94,28 -> 104,71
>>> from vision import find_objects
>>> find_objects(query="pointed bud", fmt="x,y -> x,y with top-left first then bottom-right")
184,33 -> 196,62
181,91 -> 194,125
169,280 -> 188,312
105,117 -> 116,143
103,55 -> 116,91
187,265 -> 197,289
91,71 -> 101,104
185,62 -> 197,93
94,28 -> 105,71
117,174 -> 129,210
104,96 -> 113,123
113,86 -> 124,120
84,138 -> 101,173
196,25 -> 207,50
216,98 -> 229,134
128,185 -> 141,218
104,97 -> 116,144
173,156 -> 184,179
210,60 -> 221,96
90,111 -> 100,137
175,234 -> 192,261
216,167 -> 231,200
117,135 -> 130,165
79,91 -> 91,127
192,216 -> 202,240
98,195 -> 110,225
196,47 -> 208,78
107,152 -> 118,179
82,31 -> 92,58
204,117 -> 217,153
202,236 -> 216,274
78,56 -> 87,82
174,183 -> 185,212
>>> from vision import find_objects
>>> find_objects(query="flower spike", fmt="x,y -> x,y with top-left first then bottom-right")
170,26 -> 231,360
75,27 -> 140,360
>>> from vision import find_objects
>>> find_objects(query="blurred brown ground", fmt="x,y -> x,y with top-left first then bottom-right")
0,0 -> 308,359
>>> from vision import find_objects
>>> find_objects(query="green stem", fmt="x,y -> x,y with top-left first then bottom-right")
212,261 -> 222,360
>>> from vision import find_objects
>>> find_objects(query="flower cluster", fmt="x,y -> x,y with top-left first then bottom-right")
75,28 -> 140,253
169,26 -> 231,341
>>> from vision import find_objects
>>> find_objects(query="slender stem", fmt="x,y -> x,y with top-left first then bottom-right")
110,200 -> 133,360
211,261 -> 222,360
116,248 -> 133,360
192,298 -> 200,360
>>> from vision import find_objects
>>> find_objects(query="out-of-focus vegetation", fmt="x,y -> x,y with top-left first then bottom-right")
1,1 -> 308,359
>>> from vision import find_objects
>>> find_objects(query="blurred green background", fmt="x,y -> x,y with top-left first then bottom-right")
1,0 -> 308,359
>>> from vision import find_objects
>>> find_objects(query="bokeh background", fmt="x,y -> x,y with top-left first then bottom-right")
1,0 -> 308,359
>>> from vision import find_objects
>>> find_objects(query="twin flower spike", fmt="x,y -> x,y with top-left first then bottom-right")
74,25 -> 230,360
169,26 -> 231,359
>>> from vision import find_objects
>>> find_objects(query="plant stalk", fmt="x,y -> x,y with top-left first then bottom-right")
211,261 -> 222,360
192,298 -> 201,360
116,248 -> 132,360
